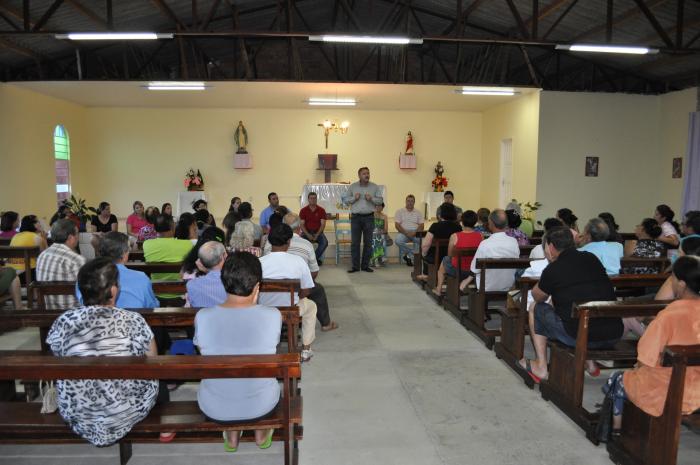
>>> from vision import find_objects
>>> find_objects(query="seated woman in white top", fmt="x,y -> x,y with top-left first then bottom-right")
654,204 -> 680,249
194,251 -> 281,452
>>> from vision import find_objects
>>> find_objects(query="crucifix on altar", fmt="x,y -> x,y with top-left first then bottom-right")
317,119 -> 349,182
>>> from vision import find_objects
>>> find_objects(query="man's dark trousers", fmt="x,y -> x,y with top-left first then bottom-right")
350,213 -> 374,270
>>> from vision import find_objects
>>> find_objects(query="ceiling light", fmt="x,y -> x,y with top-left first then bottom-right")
147,81 -> 207,91
457,87 -> 516,96
309,35 -> 422,45
56,32 -> 174,40
307,98 -> 357,106
555,44 -> 657,55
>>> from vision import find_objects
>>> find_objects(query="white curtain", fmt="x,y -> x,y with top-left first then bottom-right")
682,112 -> 700,213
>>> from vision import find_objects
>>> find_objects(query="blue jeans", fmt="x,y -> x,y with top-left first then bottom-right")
534,303 -> 619,349
395,232 -> 419,258
301,231 -> 328,262
351,213 -> 374,269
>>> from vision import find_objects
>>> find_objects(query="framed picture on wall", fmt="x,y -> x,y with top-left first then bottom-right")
585,156 -> 599,177
672,157 -> 682,178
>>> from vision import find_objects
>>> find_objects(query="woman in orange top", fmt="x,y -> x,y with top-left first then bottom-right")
604,255 -> 700,432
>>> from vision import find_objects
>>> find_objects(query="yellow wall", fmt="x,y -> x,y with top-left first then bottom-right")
2,82 -> 695,236
82,106 -> 482,223
481,91 -> 540,209
0,84 -> 88,222
535,90 -> 696,231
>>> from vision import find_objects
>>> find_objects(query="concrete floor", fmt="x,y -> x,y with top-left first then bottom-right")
1,265 -> 698,464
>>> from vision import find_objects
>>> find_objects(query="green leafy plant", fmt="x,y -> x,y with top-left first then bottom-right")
63,194 -> 99,224
511,199 -> 542,222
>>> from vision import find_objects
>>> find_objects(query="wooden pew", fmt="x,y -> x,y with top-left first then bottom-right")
443,245 -> 542,318
539,300 -> 672,443
0,246 -> 40,286
463,258 -> 532,350
494,273 -> 670,390
0,353 -> 303,465
620,257 -> 670,274
125,261 -> 182,276
607,344 -> 700,465
23,279 -> 303,353
422,239 -> 450,299
442,248 -> 477,318
0,305 -> 302,355
128,250 -> 145,262
0,238 -> 11,246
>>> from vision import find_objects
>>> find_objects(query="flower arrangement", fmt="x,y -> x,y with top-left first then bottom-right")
432,176 -> 448,192
184,169 -> 204,191
431,161 -> 448,192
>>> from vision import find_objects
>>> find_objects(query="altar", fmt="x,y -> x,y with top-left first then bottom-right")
177,191 -> 207,216
301,183 -> 387,214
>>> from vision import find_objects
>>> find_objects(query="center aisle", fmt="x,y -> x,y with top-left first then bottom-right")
300,266 -> 611,465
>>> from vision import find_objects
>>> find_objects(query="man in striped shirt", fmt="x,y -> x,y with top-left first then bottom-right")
186,241 -> 227,308
36,219 -> 86,309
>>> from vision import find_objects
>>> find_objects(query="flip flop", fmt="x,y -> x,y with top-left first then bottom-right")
258,429 -> 274,450
321,321 -> 339,332
521,359 -> 542,384
586,363 -> 601,378
223,430 -> 243,452
159,432 -> 176,443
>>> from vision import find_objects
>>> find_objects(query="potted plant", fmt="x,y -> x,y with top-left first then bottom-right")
63,195 -> 99,232
510,199 -> 542,237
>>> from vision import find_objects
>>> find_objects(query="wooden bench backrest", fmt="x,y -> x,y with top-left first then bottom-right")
620,257 -> 669,273
0,353 -> 301,380
125,261 -> 182,275
568,300 -> 672,408
0,246 -> 40,284
27,279 -> 301,310
474,258 -> 534,294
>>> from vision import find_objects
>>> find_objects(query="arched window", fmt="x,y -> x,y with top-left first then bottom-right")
53,125 -> 71,205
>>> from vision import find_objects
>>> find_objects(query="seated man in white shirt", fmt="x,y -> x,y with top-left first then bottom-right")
394,194 -> 425,267
468,209 -> 520,292
263,213 -> 338,332
259,224 -> 318,362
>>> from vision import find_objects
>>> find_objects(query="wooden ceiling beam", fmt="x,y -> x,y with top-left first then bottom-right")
572,0 -> 669,42
32,0 -> 64,32
631,0 -> 674,47
64,0 -> 109,29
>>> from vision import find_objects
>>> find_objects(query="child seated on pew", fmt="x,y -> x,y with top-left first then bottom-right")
603,256 -> 700,433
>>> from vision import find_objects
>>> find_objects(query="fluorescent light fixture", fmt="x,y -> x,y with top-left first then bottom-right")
556,44 -> 657,55
56,32 -> 173,40
458,86 -> 516,96
147,81 -> 207,90
307,97 -> 357,106
309,35 -> 422,45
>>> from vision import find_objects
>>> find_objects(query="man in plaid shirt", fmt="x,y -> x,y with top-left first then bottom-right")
37,219 -> 86,309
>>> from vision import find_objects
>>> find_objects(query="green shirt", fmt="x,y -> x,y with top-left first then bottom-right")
143,238 -> 193,298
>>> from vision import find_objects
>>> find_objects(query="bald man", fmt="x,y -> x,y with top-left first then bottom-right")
186,241 -> 228,307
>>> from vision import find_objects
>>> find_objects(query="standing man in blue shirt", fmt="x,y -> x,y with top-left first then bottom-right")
342,167 -> 383,273
259,192 -> 279,233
